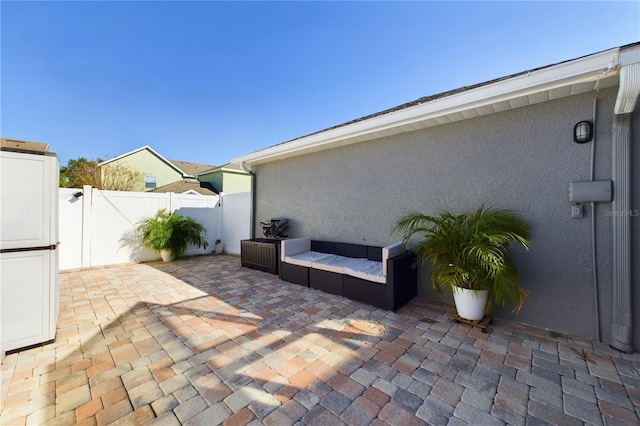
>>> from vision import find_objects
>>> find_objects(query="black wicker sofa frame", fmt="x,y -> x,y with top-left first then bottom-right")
279,238 -> 417,311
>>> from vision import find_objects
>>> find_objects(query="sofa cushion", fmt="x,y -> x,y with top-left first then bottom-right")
281,238 -> 311,261
367,246 -> 383,261
382,242 -> 405,276
335,243 -> 368,258
311,240 -> 335,254
344,259 -> 386,284
311,255 -> 370,274
285,251 -> 333,268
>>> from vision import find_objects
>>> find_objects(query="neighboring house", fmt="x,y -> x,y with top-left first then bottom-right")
232,43 -> 640,352
197,163 -> 251,194
151,179 -> 217,196
99,146 -> 216,192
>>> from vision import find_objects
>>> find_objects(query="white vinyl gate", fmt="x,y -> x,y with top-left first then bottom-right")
58,186 -> 250,270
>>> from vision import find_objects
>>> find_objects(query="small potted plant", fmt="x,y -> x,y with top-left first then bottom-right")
214,239 -> 224,254
138,209 -> 208,262
393,205 -> 530,320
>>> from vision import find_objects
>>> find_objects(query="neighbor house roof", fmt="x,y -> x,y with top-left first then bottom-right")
99,145 -> 216,177
150,179 -> 218,195
169,159 -> 218,176
1,138 -> 50,154
232,43 -> 638,166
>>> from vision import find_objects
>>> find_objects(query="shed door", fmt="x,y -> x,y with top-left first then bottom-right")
0,151 -> 56,250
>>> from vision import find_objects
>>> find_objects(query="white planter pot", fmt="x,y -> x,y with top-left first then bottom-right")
160,249 -> 176,262
452,286 -> 488,321
215,243 -> 224,254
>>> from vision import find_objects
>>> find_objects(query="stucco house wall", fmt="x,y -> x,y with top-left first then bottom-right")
252,86 -> 640,350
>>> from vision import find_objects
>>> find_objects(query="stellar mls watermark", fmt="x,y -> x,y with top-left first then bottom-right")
604,209 -> 639,217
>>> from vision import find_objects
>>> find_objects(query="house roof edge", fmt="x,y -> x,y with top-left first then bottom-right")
99,145 -> 188,175
232,45 -> 625,166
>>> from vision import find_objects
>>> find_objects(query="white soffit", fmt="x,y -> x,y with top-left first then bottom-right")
233,48 -> 620,166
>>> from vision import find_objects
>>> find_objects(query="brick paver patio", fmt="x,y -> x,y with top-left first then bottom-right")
1,255 -> 639,425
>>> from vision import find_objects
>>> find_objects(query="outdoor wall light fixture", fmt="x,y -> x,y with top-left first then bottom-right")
573,120 -> 593,144
69,191 -> 83,203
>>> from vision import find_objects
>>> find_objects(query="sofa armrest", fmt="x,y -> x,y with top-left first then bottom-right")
385,251 -> 418,310
281,238 -> 311,262
382,242 -> 405,276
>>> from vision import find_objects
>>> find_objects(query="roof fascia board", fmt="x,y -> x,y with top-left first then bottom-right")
233,48 -> 620,165
98,145 -> 152,166
180,172 -> 197,179
218,167 -> 250,175
196,166 -> 250,176
99,145 -> 187,175
195,168 -> 217,176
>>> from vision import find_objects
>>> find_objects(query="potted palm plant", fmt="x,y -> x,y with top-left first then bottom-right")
138,209 -> 209,262
393,205 -> 530,320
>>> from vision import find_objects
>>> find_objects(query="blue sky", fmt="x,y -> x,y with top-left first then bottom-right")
2,2 -> 638,167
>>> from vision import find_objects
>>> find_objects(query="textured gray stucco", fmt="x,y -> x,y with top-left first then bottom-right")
254,87 -> 639,351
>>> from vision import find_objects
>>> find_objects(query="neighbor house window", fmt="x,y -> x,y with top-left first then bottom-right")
145,176 -> 157,189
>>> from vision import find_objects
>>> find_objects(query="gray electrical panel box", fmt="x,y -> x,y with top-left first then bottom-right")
569,180 -> 613,203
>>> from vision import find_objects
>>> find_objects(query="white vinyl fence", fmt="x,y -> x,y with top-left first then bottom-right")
59,186 -> 251,270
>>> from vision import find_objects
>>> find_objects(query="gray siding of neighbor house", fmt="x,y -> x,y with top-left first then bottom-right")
254,87 -> 639,351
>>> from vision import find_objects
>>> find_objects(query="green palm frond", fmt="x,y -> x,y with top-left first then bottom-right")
393,204 -> 530,313
137,209 -> 209,258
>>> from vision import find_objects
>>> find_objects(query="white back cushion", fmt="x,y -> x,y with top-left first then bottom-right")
382,242 -> 405,276
281,238 -> 311,261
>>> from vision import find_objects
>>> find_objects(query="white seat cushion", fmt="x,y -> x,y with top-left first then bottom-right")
311,255 -> 371,274
284,251 -> 332,268
344,259 -> 386,284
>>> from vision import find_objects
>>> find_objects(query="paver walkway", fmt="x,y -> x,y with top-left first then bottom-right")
1,255 -> 639,425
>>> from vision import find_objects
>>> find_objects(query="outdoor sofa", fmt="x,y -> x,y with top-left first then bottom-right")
280,238 -> 417,311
